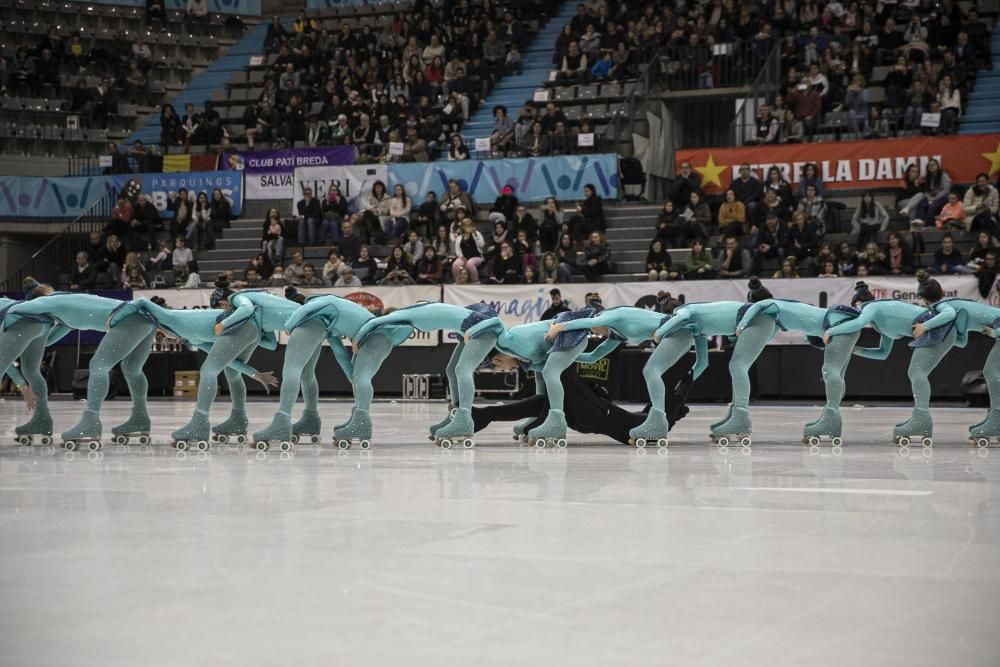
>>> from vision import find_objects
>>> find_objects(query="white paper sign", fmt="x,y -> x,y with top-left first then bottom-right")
474,137 -> 491,152
99,155 -> 113,167
577,132 -> 594,147
533,89 -> 551,102
249,55 -> 264,66
920,112 -> 941,128
388,141 -> 404,156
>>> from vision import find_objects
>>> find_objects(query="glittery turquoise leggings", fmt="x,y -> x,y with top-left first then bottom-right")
443,334 -> 499,410
350,332 -> 394,414
645,330 -> 696,409
83,314 -> 156,420
986,340 -> 1000,411
274,320 -> 324,417
0,320 -> 51,424
193,323 -> 259,416
908,328 -> 957,411
729,318 -> 778,409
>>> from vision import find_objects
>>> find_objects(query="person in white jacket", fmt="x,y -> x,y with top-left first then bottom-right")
451,218 -> 486,282
386,184 -> 411,243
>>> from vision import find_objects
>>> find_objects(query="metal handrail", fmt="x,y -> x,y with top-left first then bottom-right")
726,42 -> 782,146
1,186 -> 117,292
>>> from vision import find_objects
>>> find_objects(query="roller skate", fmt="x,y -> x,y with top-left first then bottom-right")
628,409 -> 669,449
710,407 -> 752,447
892,408 -> 933,447
434,408 -> 475,449
61,409 -> 103,451
13,411 -> 53,446
428,405 -> 456,441
171,411 -> 211,451
252,412 -> 294,452
109,414 -> 152,446
969,409 -> 1000,448
709,404 -> 734,435
333,409 -> 372,450
527,409 -> 569,449
211,410 -> 249,445
291,409 -> 322,445
801,408 -> 843,447
512,416 -> 537,443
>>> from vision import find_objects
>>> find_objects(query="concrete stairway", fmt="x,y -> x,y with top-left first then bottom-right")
960,27 -> 1000,135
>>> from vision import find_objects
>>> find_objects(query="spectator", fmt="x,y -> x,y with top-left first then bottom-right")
295,187 -> 324,246
656,200 -> 687,249
557,41 -> 588,82
123,264 -> 148,289
491,186 -> 519,224
70,251 -> 97,291
556,233 -> 577,281
321,249 -> 348,286
448,134 -> 470,161
488,241 -> 521,284
86,231 -> 106,270
580,231 -> 610,282
863,107 -> 891,139
520,121 -> 551,157
851,191 -> 889,247
386,184 -> 411,243
412,192 -> 442,238
540,252 -> 569,284
440,179 -> 475,224
208,189 -> 230,249
937,75 -> 961,134
935,191 -> 967,230
334,267 -> 362,288
512,229 -> 536,270
168,188 -> 192,242
245,253 -> 272,281
489,105 -> 515,154
351,245 -> 378,285
797,163 -> 823,199
260,208 -> 285,266
902,158 -> 952,227
880,231 -> 914,275
717,236 -> 751,279
403,124 -> 429,162
570,184 -> 605,240
670,161 -> 701,208
298,264 -> 323,287
130,193 -> 158,251
453,267 -> 473,285
778,108 -> 804,143
522,265 -> 539,284
321,187 -> 347,244
844,74 -> 869,133
730,164 -> 764,214
797,184 -> 828,235
773,258 -> 800,279
167,236 -> 191,276
785,210 -> 819,271
402,230 -> 424,263
718,189 -> 747,238
786,76 -> 822,138
682,191 -> 713,240
277,247 -> 306,284
645,239 -> 673,281
963,173 -> 999,236
180,103 -> 200,149
187,191 -> 211,251
337,218 -> 361,262
932,233 -> 971,274
538,197 -> 563,252
836,242 -> 857,276
510,205 -> 538,247
857,242 -> 885,276
745,105 -> 779,145
686,239 -> 714,280
540,288 -> 570,320
415,246 -> 444,284
107,195 -> 133,240
159,104 -> 182,149
816,260 -> 838,278
753,212 -> 786,275
267,264 -> 288,287
380,247 -> 416,285
763,167 -> 794,208
970,231 -> 996,265
244,268 -> 263,288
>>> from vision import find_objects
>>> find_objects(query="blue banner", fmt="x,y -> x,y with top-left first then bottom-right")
66,0 -> 261,16
113,171 -> 245,218
222,145 -> 356,199
388,154 -> 618,204
0,175 -> 114,218
306,0 -> 371,8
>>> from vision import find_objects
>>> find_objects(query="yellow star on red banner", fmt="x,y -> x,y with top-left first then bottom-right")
694,154 -> 727,189
982,141 -> 1000,178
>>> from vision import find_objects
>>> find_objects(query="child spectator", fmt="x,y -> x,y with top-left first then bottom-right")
645,239 -> 673,281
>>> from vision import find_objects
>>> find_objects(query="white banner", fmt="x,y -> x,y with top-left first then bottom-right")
134,285 -> 441,347
443,284 -> 619,332
292,164 -> 388,214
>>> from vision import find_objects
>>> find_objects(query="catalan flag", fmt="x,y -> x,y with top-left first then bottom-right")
162,153 -> 219,173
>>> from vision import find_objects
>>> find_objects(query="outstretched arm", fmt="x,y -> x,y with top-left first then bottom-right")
691,335 -> 709,380
853,333 -> 893,360
574,338 -> 620,364
552,311 -> 619,334
654,311 -> 692,342
826,308 -> 874,338
45,324 -> 71,345
920,303 -> 957,331
193,342 -> 278,392
735,301 -> 779,334
353,308 -> 420,345
219,297 -> 256,335
326,335 -> 354,378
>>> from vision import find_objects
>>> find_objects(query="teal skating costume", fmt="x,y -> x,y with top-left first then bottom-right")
652,301 -> 753,440
351,302 -> 503,444
486,310 -> 618,444
252,292 -> 411,447
824,298 -> 957,441
547,305 -> 708,444
0,297 -> 69,442
735,299 -> 866,442
173,288 -> 298,444
923,298 -> 1000,442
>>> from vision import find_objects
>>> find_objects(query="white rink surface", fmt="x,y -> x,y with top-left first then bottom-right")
2,398 -> 1000,667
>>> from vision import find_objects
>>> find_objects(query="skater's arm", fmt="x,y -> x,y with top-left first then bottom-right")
465,316 -> 503,340
45,324 -> 71,345
3,364 -> 35,411
258,330 -> 278,350
192,343 -> 260,377
327,335 -> 354,378
546,312 -> 614,339
691,335 -> 709,380
852,334 -> 893,360
653,311 -> 692,342
825,308 -> 873,338
2,363 -> 25,387
916,303 -> 957,334
735,302 -> 770,334
218,297 -> 256,335
574,338 -> 620,364
284,298 -> 335,333
353,311 -> 411,345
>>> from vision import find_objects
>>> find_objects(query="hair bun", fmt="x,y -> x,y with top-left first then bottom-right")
855,280 -> 868,290
748,276 -> 764,292
214,277 -> 230,289
284,286 -> 299,299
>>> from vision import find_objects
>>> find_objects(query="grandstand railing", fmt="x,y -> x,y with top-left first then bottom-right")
725,43 -> 783,147
1,188 -> 117,292
68,154 -> 165,176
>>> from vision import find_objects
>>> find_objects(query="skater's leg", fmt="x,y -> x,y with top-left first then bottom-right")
13,333 -> 53,435
437,333 -> 498,438
804,332 -> 858,438
430,342 -> 464,436
630,333 -> 693,441
527,342 -> 586,440
0,321 -> 48,400
971,340 -> 1000,437
112,325 -> 157,434
215,341 -> 257,434
336,332 -> 392,439
713,319 -> 776,436
255,321 -> 325,441
292,345 -> 323,436
897,329 -> 956,437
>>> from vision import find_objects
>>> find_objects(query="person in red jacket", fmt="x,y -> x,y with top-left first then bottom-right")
786,76 -> 822,139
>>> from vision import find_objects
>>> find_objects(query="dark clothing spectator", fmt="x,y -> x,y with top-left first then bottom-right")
785,221 -> 819,265
491,192 -> 518,223
571,193 -> 606,240
670,172 -> 701,208
580,240 -> 610,281
131,199 -> 159,251
338,230 -> 362,261
70,259 -> 98,291
351,256 -> 378,285
731,175 -> 764,209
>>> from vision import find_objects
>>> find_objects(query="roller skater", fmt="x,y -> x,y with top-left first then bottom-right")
544,292 -> 697,447
735,279 -> 879,446
173,280 -> 294,449
351,302 -> 504,447
824,271 -> 957,446
253,287 -> 410,451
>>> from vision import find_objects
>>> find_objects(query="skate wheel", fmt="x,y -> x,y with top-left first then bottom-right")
15,435 -> 30,446
197,441 -> 209,451
807,436 -> 820,447
291,434 -> 300,444
88,441 -> 101,451
175,441 -> 188,451
309,435 -> 319,444
440,439 -> 453,449
740,436 -> 751,447
555,438 -> 567,449
236,435 -> 248,444
39,435 -> 53,446
359,440 -> 372,450
461,438 -> 474,449
921,437 -> 933,447
635,438 -> 647,449
255,441 -> 268,451
657,438 -> 669,448
111,435 -> 126,446
717,436 -> 729,447
897,436 -> 910,447
976,437 -> 990,448
88,450 -> 101,462
336,439 -> 351,450
831,437 -> 843,447
534,438 -> 546,449
512,433 -> 520,441
279,441 -> 292,452
64,440 -> 77,451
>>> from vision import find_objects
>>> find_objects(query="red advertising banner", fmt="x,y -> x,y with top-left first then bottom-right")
675,134 -> 1000,193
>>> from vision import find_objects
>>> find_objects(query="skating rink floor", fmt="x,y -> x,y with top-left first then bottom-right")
2,398 -> 999,667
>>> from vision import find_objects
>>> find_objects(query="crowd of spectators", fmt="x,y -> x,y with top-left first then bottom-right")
647,158 -> 1000,292
249,179 -> 611,287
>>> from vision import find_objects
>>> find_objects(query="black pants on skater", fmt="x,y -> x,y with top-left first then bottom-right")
471,366 -> 691,444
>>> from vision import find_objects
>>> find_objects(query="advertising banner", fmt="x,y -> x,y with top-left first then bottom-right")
0,175 -> 114,218
134,285 -> 441,346
221,146 -> 356,199
389,154 -> 619,203
292,164 -> 388,213
676,134 -> 1000,194
114,171 -> 244,218
442,284 -> 620,335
